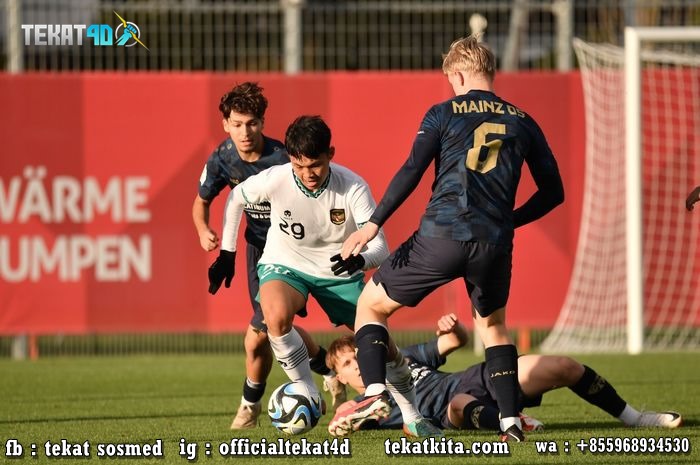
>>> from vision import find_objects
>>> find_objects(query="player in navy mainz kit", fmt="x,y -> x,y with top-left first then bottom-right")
326,314 -> 682,435
194,83 -> 344,429
334,36 -> 565,441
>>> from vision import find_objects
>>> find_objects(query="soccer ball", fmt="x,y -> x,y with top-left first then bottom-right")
267,382 -> 323,435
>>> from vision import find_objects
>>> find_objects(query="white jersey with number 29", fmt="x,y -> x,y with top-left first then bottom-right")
221,162 -> 388,280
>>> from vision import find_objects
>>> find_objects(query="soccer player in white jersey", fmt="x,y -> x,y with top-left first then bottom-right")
197,84 -> 342,428
217,115 -> 390,405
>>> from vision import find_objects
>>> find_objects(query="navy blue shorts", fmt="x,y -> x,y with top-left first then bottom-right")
372,232 -> 512,317
245,243 -> 266,332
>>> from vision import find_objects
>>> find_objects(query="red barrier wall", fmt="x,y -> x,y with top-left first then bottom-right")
0,72 -> 584,334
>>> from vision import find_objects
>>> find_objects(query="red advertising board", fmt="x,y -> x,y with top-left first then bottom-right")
0,71 -> 585,333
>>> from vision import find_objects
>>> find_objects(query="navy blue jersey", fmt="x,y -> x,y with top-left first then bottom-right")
369,341 -> 540,429
379,340 -> 474,428
370,90 -> 562,245
198,135 -> 288,249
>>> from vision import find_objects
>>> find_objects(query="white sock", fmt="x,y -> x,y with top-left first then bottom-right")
245,378 -> 264,389
268,328 -> 318,396
240,396 -> 257,407
618,404 -> 641,425
365,383 -> 387,396
500,416 -> 522,431
385,349 -> 421,424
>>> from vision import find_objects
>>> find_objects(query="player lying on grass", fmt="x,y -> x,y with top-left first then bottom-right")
326,313 -> 682,436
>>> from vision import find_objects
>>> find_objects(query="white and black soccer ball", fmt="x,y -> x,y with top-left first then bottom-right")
267,382 -> 323,435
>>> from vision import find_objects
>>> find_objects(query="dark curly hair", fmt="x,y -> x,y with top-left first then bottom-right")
219,82 -> 268,120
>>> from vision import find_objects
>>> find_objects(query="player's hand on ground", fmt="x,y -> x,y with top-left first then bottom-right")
436,313 -> 459,336
341,222 -> 380,259
208,250 -> 235,294
330,253 -> 365,275
686,186 -> 700,211
198,227 -> 220,251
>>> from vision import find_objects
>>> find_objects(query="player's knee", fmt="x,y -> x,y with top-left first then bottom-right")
261,306 -> 295,335
357,280 -> 398,317
448,402 -> 465,426
553,356 -> 584,384
448,394 -> 476,428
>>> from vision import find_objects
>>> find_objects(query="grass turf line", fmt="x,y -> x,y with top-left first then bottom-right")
0,352 -> 698,464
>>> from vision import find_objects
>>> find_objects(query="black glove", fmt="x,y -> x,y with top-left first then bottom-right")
330,253 -> 365,276
208,250 -> 236,295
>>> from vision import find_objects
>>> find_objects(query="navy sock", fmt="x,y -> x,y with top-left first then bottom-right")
485,344 -> 519,419
309,346 -> 331,375
460,400 -> 500,431
355,324 -> 389,390
242,379 -> 265,404
570,365 -> 626,417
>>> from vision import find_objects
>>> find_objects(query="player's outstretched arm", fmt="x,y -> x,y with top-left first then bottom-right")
686,185 -> 700,211
356,120 -> 438,248
436,313 -> 469,356
340,222 -> 379,259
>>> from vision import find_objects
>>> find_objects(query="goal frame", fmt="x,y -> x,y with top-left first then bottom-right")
625,26 -> 700,354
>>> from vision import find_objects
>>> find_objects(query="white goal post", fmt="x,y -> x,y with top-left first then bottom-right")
542,27 -> 700,354
625,27 -> 700,354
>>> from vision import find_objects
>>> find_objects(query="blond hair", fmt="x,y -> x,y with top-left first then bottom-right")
325,335 -> 356,372
441,35 -> 496,81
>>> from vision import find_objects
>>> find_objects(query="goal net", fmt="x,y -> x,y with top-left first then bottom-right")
541,28 -> 700,353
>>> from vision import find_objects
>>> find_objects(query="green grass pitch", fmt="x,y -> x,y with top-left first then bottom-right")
1,351 -> 698,464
